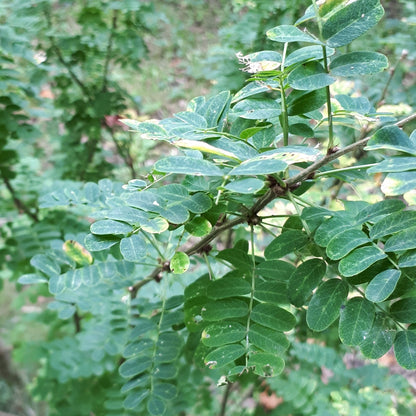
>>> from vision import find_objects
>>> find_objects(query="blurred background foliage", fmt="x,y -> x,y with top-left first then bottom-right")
0,0 -> 416,414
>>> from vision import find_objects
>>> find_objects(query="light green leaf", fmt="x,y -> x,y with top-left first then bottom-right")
365,269 -> 401,302
121,119 -> 170,141
394,331 -> 416,370
202,322 -> 246,347
326,229 -> 370,260
385,227 -> 416,252
248,352 -> 285,377
90,219 -> 132,236
147,395 -> 166,416
155,332 -> 183,363
330,52 -> 388,76
370,210 -> 416,239
119,355 -> 152,378
229,156 -> 287,176
202,299 -> 248,321
399,250 -> 416,268
251,303 -> 296,332
63,240 -> 93,266
123,339 -> 154,358
382,171 -> 416,196
120,234 -> 147,262
232,81 -> 280,103
18,273 -> 48,284
390,298 -> 416,323
84,234 -> 119,251
288,61 -> 336,91
185,216 -> 212,236
173,139 -> 240,162
232,98 -> 281,120
339,297 -> 375,346
249,324 -> 290,356
265,230 -> 309,259
355,199 -> 405,224
313,213 -> 357,247
224,178 -> 264,194
322,0 -> 384,47
368,157 -> 416,173
155,156 -> 223,176
204,344 -> 246,369
335,94 -> 372,114
360,314 -> 395,359
152,382 -> 177,400
201,90 -> 231,128
123,390 -> 149,410
170,252 -> 190,274
30,254 -> 60,277
338,246 -> 386,277
207,277 -> 251,299
365,125 -> 416,155
288,258 -> 327,307
267,25 -> 321,44
306,279 -> 349,331
287,88 -> 327,116
285,45 -> 335,67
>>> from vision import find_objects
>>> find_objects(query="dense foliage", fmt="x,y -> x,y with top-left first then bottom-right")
1,0 -> 416,415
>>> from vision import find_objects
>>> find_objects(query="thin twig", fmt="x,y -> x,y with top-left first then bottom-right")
219,383 -> 232,416
102,11 -> 118,92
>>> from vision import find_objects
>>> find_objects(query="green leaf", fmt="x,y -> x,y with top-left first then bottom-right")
254,281 -> 288,304
322,0 -> 384,47
123,390 -> 149,410
384,227 -> 416,252
360,314 -> 395,359
121,119 -> 170,141
84,234 -> 119,251
229,156 -> 287,176
265,230 -> 309,259
339,297 -> 375,346
201,299 -> 248,321
63,240 -> 93,266
18,273 -> 48,284
155,332 -> 183,363
257,260 -> 296,281
201,90 -> 231,128
390,298 -> 416,323
287,88 -> 327,116
155,156 -> 223,176
394,331 -> 416,370
201,322 -> 246,347
224,178 -> 264,194
174,139 -> 240,162
368,157 -> 416,173
381,171 -> 416,196
185,216 -> 212,236
306,279 -> 349,331
120,234 -> 147,262
204,344 -> 246,369
170,252 -> 190,274
370,210 -> 416,239
30,254 -> 60,277
330,52 -> 388,76
90,219 -> 133,236
288,258 -> 327,307
285,45 -> 335,67
266,25 -> 321,44
232,81 -> 280,103
207,277 -> 251,299
355,199 -> 405,224
288,61 -> 336,90
313,214 -> 357,247
335,94 -> 372,114
365,125 -> 416,155
249,324 -> 290,355
399,250 -> 416,268
147,395 -> 166,416
250,303 -> 296,332
365,269 -> 401,302
326,229 -> 370,260
232,98 -> 281,120
248,352 -> 284,377
119,355 -> 152,378
152,382 -> 177,400
338,246 -> 386,277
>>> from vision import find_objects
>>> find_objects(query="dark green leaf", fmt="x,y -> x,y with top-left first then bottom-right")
370,210 -> 416,239
147,395 -> 166,416
285,45 -> 335,67
201,299 -> 248,321
204,344 -> 246,369
288,258 -> 327,307
119,355 -> 152,378
202,322 -> 246,347
394,331 -> 416,370
326,229 -> 370,260
399,250 -> 416,268
355,199 -> 405,224
288,61 -> 336,90
306,279 -> 349,331
207,276 -> 251,299
257,260 -> 296,281
267,25 -> 321,44
251,303 -> 296,332
390,298 -> 416,323
265,230 -> 309,259
254,281 -> 289,304
249,324 -> 290,355
330,52 -> 388,76
365,269 -> 401,302
365,125 -> 416,155
384,227 -> 416,252
248,352 -> 284,377
232,98 -> 281,120
123,390 -> 149,410
287,88 -> 327,116
360,314 -> 395,359
339,297 -> 375,346
338,246 -> 386,277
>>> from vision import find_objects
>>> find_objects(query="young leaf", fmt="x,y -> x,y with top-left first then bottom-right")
63,240 -> 93,266
170,252 -> 190,274
306,279 -> 349,331
338,297 -> 375,346
365,269 -> 401,302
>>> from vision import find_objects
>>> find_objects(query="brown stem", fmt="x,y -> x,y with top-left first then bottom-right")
219,383 -> 232,416
2,174 -> 38,222
73,311 -> 82,333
